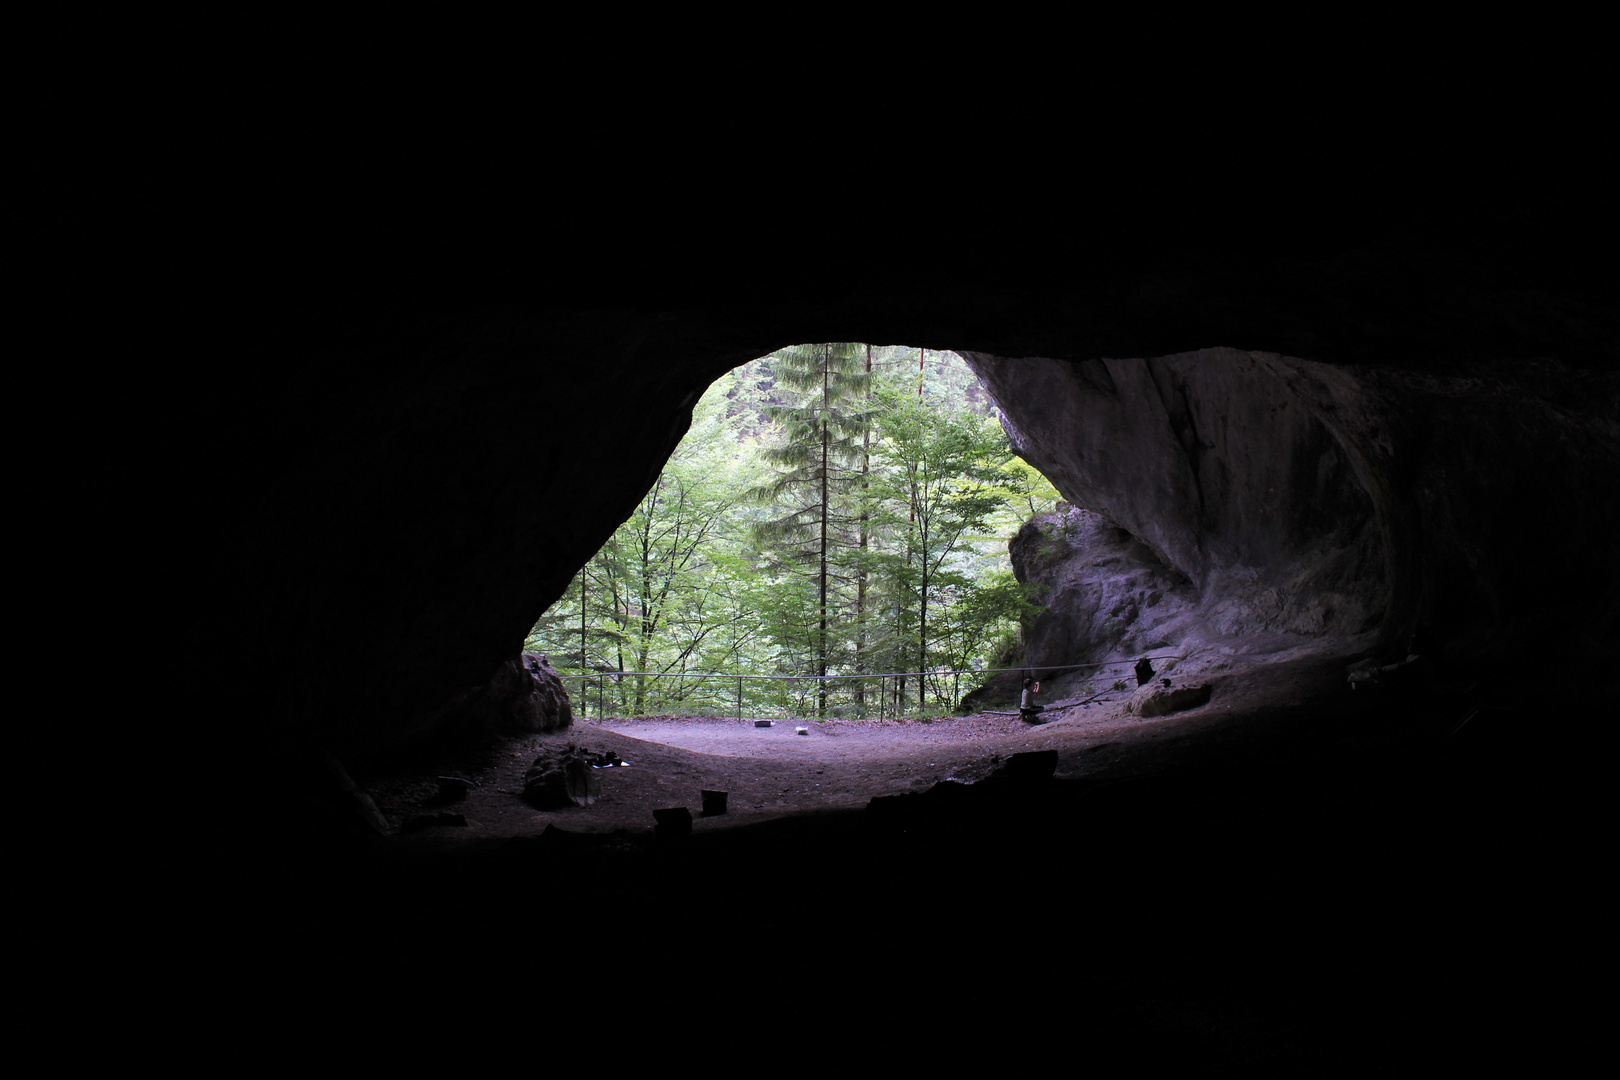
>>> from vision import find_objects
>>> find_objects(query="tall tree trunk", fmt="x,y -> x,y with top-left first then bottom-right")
916,506 -> 929,710
635,481 -> 661,714
610,571 -> 626,716
919,560 -> 929,710
637,596 -> 652,713
579,570 -> 588,718
818,347 -> 829,718
855,343 -> 871,708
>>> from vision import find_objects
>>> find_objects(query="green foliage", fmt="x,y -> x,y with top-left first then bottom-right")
747,343 -> 876,716
862,379 -> 1035,707
528,344 -> 1054,718
748,343 -> 874,577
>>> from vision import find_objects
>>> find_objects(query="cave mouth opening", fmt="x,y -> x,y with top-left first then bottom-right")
521,343 -> 1061,728
288,323 -> 1554,878
259,324 -> 1606,868
366,342 -> 1423,845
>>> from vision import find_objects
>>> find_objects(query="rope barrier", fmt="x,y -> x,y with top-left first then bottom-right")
550,655 -> 1185,682
548,656 -> 1185,722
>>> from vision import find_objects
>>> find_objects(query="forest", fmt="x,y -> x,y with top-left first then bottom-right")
524,345 -> 1059,719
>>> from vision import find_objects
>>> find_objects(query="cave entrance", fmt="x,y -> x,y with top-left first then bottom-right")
524,344 -> 1060,726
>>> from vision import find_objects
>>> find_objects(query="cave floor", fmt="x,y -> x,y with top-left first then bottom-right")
206,653 -> 1592,1068
364,652 -> 1352,843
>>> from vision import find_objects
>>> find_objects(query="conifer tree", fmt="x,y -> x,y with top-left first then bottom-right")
751,342 -> 874,715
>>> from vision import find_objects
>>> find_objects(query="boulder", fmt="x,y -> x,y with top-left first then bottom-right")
522,743 -> 620,809
428,652 -> 573,746
1127,682 -> 1213,718
514,653 -> 574,733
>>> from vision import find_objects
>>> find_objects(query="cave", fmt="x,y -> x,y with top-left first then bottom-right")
119,104 -> 1615,1067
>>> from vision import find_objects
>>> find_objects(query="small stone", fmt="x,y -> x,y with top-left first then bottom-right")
653,806 -> 693,836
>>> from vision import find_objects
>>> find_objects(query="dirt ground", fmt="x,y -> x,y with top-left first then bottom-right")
362,656 -> 1338,844
245,650 -> 1591,1068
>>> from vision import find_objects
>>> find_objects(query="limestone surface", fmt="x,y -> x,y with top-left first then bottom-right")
967,349 -> 1619,682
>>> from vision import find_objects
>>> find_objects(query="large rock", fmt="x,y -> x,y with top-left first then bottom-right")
513,654 -> 574,733
425,652 -> 573,746
1127,682 -> 1214,718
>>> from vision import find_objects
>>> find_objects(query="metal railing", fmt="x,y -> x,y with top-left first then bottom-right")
554,655 -> 1183,721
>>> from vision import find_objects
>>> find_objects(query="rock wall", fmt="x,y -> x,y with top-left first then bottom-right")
1009,506 -> 1200,675
168,330 -> 1617,764
121,143 -> 1614,765
970,350 -> 1620,680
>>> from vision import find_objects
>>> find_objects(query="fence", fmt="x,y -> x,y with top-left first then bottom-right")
555,655 -> 1183,721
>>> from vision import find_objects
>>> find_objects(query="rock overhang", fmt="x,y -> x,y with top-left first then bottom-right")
141,178 -> 1617,763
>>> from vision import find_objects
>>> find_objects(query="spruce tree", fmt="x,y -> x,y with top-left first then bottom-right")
751,343 -> 874,716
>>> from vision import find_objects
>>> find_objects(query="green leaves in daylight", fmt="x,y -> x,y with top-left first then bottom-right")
747,343 -> 875,715
528,346 -> 1050,718
525,385 -> 767,714
862,381 -> 1039,708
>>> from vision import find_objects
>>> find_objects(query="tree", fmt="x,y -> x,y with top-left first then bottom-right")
934,568 -> 1039,675
750,343 -> 873,716
526,387 -> 763,715
526,343 -> 1049,720
524,540 -> 629,716
869,382 -> 1028,709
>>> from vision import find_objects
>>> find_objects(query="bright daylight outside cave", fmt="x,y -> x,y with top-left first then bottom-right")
521,345 -> 1054,726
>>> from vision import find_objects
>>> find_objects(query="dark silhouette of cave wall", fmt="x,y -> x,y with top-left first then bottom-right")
173,277 -> 1616,763
130,112 -> 1613,762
